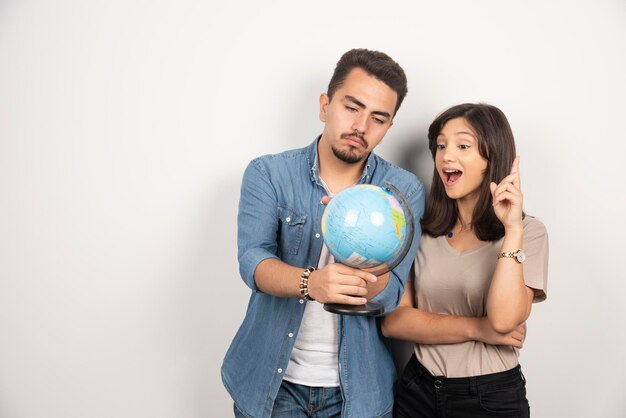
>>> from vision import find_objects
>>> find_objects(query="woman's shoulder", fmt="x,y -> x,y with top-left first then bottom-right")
523,215 -> 548,240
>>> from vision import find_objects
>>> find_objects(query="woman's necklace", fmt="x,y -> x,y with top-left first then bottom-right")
447,223 -> 472,238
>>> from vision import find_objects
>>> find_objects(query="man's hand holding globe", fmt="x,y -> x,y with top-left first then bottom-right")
314,184 -> 415,315
306,263 -> 379,306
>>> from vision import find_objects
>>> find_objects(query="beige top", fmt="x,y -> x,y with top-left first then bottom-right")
413,216 -> 549,377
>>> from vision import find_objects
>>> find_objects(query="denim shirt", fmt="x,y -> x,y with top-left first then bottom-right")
222,138 -> 425,418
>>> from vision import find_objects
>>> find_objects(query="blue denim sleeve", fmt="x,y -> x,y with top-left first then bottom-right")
237,159 -> 280,291
372,180 -> 425,315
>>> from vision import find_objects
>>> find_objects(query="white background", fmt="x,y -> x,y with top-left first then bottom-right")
1,1 -> 625,417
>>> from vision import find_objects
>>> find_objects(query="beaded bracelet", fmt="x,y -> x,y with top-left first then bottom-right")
299,266 -> 316,301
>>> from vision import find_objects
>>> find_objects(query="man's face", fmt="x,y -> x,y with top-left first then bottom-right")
319,68 -> 397,164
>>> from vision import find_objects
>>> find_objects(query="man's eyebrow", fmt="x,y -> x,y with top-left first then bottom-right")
345,95 -> 366,109
344,95 -> 391,119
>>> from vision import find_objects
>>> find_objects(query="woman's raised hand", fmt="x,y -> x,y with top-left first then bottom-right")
490,156 -> 523,231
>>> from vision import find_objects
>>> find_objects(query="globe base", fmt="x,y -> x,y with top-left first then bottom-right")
323,301 -> 384,316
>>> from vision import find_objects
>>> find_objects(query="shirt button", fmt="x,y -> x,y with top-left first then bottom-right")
315,233 -> 320,238
288,333 -> 294,338
277,368 -> 283,374
299,299 -> 304,304
285,217 -> 291,222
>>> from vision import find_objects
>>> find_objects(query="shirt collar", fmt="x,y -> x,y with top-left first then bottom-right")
306,135 -> 376,185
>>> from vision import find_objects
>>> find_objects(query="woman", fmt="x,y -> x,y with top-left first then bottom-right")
382,103 -> 548,418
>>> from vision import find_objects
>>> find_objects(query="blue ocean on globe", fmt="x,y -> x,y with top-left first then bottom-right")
321,184 -> 407,268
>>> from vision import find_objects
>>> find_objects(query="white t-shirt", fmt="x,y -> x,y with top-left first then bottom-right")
283,245 -> 340,386
284,179 -> 340,387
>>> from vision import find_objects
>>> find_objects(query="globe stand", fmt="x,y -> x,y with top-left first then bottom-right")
323,301 -> 384,316
321,183 -> 415,317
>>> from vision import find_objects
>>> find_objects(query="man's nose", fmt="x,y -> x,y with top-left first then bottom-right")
351,113 -> 368,134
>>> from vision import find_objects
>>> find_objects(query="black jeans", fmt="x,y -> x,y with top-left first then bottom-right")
394,354 -> 530,418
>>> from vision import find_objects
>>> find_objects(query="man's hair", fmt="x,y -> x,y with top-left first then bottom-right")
327,49 -> 408,116
422,103 -> 521,241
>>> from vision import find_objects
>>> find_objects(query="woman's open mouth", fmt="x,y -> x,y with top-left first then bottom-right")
443,169 -> 462,186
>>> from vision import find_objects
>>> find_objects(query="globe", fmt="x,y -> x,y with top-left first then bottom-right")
321,184 -> 411,272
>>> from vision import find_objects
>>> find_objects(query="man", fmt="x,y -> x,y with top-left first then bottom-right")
222,49 -> 425,418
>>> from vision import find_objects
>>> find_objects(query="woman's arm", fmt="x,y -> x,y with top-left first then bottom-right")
381,278 -> 525,347
486,157 -> 534,333
485,228 -> 535,333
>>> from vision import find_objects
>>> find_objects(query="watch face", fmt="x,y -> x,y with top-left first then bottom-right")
515,251 -> 526,263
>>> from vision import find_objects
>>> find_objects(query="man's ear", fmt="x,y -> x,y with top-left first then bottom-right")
319,93 -> 330,122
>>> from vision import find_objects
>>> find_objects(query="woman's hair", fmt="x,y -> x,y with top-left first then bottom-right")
421,103 -> 519,241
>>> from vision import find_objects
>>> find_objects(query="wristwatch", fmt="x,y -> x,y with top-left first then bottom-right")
497,249 -> 526,264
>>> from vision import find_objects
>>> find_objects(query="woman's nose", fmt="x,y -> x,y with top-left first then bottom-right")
442,148 -> 456,162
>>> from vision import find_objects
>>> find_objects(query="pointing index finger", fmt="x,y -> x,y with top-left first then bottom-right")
510,155 -> 521,188
510,155 -> 520,175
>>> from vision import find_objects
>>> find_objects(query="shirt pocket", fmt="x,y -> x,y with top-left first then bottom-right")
277,206 -> 307,256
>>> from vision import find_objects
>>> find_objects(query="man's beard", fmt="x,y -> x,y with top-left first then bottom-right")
331,132 -> 369,163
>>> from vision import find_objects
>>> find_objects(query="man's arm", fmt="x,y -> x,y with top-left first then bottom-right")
237,160 -> 377,304
255,258 -> 378,304
236,159 -> 281,291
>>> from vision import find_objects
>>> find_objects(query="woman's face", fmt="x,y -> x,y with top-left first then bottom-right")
435,117 -> 488,203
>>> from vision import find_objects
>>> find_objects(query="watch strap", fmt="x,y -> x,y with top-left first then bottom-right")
497,249 -> 524,263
